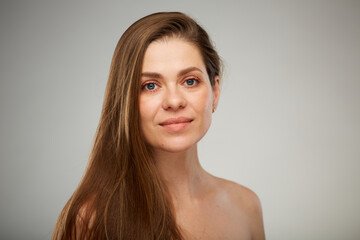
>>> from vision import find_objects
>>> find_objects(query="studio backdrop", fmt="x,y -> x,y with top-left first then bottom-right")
0,1 -> 359,239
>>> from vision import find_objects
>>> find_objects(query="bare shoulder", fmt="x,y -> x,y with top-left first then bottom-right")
214,177 -> 265,239
214,177 -> 261,208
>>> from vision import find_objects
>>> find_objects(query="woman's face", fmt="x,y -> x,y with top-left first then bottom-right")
139,37 -> 220,153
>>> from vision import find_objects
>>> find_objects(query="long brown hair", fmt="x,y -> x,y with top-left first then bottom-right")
52,12 -> 221,240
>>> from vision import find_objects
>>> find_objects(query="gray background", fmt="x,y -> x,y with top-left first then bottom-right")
1,1 -> 359,239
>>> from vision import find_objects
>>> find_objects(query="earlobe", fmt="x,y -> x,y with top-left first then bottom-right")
212,76 -> 220,113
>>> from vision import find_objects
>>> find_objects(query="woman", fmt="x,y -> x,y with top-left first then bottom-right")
53,12 -> 265,240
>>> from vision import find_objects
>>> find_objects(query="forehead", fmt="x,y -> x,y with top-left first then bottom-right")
142,38 -> 206,74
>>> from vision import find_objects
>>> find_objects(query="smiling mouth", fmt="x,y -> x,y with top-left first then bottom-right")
159,117 -> 193,131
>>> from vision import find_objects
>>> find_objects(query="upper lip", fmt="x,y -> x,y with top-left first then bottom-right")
159,117 -> 193,126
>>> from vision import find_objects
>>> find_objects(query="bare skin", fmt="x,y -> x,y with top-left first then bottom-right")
154,145 -> 265,240
77,147 -> 265,240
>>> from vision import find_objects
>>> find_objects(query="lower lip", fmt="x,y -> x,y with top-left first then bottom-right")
161,121 -> 192,131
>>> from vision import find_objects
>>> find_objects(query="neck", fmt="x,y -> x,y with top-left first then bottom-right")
153,145 -> 209,202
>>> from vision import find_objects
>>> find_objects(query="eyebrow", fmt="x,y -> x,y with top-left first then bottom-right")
141,66 -> 203,79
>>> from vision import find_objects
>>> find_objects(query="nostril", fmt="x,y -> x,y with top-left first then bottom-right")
162,93 -> 186,110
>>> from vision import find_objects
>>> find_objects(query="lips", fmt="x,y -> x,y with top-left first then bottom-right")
159,117 -> 193,131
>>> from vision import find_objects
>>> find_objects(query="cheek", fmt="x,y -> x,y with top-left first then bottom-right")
139,98 -> 146,120
139,95 -> 161,132
194,89 -> 213,119
139,97 -> 154,145
139,97 -> 152,127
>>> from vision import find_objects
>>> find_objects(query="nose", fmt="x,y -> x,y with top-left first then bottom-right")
162,86 -> 186,111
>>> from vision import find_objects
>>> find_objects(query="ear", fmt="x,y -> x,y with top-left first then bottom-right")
212,76 -> 220,113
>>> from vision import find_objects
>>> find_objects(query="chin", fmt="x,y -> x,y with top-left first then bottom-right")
144,124 -> 212,153
158,145 -> 193,153
155,137 -> 200,153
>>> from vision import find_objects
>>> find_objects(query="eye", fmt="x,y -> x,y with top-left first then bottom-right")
143,82 -> 158,91
184,78 -> 198,87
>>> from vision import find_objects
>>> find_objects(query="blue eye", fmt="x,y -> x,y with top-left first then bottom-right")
144,82 -> 157,91
185,79 -> 197,86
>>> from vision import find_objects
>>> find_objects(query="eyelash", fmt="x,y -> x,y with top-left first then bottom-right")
184,78 -> 200,87
141,77 -> 200,92
142,82 -> 159,91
